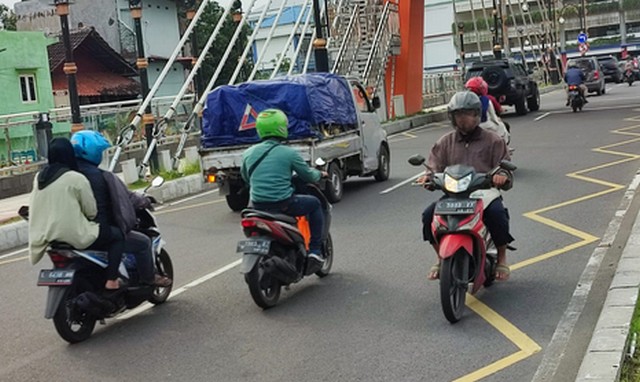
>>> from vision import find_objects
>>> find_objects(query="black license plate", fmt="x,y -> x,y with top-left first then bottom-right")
435,199 -> 477,215
37,269 -> 75,286
236,239 -> 271,255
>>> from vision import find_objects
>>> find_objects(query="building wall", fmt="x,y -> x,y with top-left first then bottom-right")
424,0 -> 457,71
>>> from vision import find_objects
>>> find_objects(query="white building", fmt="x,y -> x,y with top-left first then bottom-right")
424,0 -> 458,73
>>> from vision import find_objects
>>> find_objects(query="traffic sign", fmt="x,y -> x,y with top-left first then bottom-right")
579,42 -> 589,56
578,32 -> 588,44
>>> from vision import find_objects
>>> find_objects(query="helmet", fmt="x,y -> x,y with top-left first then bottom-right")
567,60 -> 578,68
255,109 -> 288,140
447,91 -> 482,116
465,76 -> 489,96
70,130 -> 111,165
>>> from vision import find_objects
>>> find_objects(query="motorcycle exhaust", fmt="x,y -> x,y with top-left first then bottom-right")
263,257 -> 298,284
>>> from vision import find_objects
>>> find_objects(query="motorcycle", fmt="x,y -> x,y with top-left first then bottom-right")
20,177 -> 173,343
237,160 -> 334,309
408,155 -> 516,323
568,85 -> 584,113
624,69 -> 635,86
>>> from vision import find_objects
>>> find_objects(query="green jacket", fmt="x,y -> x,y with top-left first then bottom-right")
241,139 -> 321,203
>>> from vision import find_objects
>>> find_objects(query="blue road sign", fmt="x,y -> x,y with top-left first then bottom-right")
578,32 -> 588,44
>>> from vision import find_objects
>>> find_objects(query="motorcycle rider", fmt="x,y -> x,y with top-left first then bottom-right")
418,91 -> 514,281
71,130 -> 171,289
464,77 -> 510,145
241,109 -> 329,269
564,60 -> 588,106
28,138 -> 125,291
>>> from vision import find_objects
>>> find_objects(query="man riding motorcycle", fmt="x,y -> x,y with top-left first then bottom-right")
240,109 -> 329,270
418,91 -> 514,281
564,60 -> 588,106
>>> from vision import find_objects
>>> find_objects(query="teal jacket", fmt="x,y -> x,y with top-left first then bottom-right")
241,139 -> 321,203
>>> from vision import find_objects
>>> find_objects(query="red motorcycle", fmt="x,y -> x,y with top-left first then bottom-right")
409,155 -> 516,323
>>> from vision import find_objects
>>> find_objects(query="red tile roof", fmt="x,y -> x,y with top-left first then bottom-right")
52,72 -> 139,97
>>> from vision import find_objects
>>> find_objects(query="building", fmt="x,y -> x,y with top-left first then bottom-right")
15,0 -> 188,97
423,0 -> 458,72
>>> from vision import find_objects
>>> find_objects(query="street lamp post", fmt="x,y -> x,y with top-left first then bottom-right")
54,0 -> 83,132
558,16 -> 567,70
457,23 -> 465,75
129,0 -> 158,172
312,0 -> 329,72
492,0 -> 502,59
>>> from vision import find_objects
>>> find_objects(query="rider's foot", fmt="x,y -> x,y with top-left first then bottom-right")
427,263 -> 440,280
584,98 -> 589,104
152,274 -> 172,287
495,264 -> 511,281
308,252 -> 325,265
105,279 -> 121,290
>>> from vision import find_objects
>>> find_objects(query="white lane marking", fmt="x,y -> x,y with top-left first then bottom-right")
117,259 -> 242,320
534,112 -> 550,121
0,248 -> 27,260
380,173 -> 423,194
155,189 -> 219,211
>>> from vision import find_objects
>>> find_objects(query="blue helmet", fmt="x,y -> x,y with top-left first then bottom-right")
70,130 -> 111,165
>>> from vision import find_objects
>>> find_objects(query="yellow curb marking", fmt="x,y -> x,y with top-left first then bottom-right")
455,119 -> 640,381
0,256 -> 28,266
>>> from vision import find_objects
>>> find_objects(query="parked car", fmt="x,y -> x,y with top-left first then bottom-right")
465,59 -> 540,116
567,57 -> 606,96
597,56 -> 623,83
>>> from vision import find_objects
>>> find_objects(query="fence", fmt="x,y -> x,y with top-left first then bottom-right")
422,71 -> 464,109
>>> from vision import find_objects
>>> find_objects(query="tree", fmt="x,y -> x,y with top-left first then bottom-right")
193,1 -> 253,91
0,5 -> 17,31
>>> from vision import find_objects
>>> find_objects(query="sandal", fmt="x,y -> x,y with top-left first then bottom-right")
153,274 -> 173,287
495,264 -> 511,281
427,263 -> 441,280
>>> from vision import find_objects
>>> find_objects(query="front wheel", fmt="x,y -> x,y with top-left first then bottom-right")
53,287 -> 97,344
246,256 -> 281,309
440,253 -> 469,323
148,249 -> 174,305
316,233 -> 334,277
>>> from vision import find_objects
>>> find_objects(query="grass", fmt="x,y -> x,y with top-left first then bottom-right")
620,294 -> 640,382
126,161 -> 202,190
0,216 -> 24,227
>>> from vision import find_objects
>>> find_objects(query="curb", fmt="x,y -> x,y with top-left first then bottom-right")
575,171 -> 640,381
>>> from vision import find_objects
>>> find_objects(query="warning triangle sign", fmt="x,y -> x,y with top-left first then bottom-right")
238,104 -> 259,131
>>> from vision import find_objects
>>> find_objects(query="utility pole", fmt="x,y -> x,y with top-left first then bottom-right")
492,0 -> 502,59
457,23 -> 465,75
312,0 -> 329,72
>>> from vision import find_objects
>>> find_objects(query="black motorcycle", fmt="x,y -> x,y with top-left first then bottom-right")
568,85 -> 584,112
237,173 -> 333,309
21,177 -> 173,343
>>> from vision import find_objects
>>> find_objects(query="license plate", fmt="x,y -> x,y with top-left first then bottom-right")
435,199 -> 477,215
236,239 -> 271,255
37,269 -> 75,286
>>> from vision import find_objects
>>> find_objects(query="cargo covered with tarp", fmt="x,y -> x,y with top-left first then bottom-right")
201,73 -> 358,148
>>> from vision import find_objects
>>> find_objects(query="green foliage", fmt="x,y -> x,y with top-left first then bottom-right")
0,5 -> 16,31
194,2 -> 254,88
620,295 -> 640,381
622,0 -> 640,12
586,1 -> 619,14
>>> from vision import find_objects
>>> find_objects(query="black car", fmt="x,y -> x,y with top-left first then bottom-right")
597,56 -> 623,83
465,59 -> 540,116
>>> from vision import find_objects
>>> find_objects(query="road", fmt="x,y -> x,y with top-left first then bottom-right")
2,83 -> 640,381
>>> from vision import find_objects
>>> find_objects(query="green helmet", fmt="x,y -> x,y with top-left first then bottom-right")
256,109 -> 288,140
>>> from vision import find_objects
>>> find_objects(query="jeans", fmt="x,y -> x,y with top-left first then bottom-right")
422,198 -> 514,247
90,225 -> 124,281
254,195 -> 325,254
124,231 -> 154,285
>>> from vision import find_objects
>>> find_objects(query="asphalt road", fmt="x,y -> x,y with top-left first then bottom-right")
2,82 -> 640,382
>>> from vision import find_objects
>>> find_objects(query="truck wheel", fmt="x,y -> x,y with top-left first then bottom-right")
226,186 -> 249,212
324,162 -> 343,203
374,145 -> 390,182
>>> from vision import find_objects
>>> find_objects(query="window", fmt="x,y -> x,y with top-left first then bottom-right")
19,75 -> 37,103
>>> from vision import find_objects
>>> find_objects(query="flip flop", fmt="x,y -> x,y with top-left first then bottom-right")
427,263 -> 440,280
495,264 -> 511,281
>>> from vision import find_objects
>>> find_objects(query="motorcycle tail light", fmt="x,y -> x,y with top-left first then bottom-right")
49,253 -> 71,268
241,219 -> 272,232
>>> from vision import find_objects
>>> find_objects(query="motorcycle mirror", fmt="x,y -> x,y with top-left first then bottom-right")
499,160 -> 517,172
315,158 -> 326,167
151,176 -> 165,188
408,155 -> 426,167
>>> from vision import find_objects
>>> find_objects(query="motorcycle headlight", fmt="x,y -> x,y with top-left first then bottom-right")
444,173 -> 472,193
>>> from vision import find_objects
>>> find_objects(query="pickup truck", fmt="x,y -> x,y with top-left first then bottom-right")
199,73 -> 390,211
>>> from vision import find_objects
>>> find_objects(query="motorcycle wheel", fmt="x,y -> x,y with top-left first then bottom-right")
53,287 -> 97,344
572,105 -> 578,113
148,249 -> 174,305
316,233 -> 334,278
440,253 -> 469,324
246,256 -> 281,309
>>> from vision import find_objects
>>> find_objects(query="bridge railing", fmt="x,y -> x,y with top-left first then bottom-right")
422,71 -> 464,109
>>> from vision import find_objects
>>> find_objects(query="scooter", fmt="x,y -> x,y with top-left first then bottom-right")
624,69 -> 635,86
20,177 -> 173,343
408,155 -> 516,323
568,85 -> 584,113
237,161 -> 333,309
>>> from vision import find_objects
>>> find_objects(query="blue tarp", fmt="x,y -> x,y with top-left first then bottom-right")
201,73 -> 358,148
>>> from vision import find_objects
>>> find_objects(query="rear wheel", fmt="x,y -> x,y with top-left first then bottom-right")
148,249 -> 173,305
226,184 -> 249,212
324,162 -> 343,203
53,287 -> 97,344
374,145 -> 390,182
440,253 -> 469,323
316,233 -> 334,277
246,256 -> 281,309
527,88 -> 540,111
515,95 -> 528,115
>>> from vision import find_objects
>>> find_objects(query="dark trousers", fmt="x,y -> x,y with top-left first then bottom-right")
124,231 -> 154,285
422,198 -> 513,247
254,195 -> 324,254
90,225 -> 124,281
